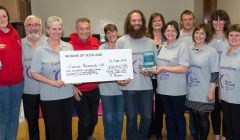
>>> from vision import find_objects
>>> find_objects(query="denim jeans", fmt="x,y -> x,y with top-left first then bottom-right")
160,94 -> 186,140
0,81 -> 24,140
101,95 -> 124,140
123,90 -> 153,140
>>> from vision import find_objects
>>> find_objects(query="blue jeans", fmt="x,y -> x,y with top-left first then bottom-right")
101,95 -> 124,140
0,81 -> 24,140
123,90 -> 153,140
160,94 -> 186,140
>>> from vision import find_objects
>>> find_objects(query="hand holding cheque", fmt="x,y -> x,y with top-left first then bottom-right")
60,49 -> 134,84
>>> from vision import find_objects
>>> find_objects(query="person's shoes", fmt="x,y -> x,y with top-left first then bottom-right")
147,135 -> 155,140
147,131 -> 155,139
191,133 -> 199,140
87,136 -> 96,140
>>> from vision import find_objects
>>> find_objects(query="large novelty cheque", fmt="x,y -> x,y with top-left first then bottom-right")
60,49 -> 133,83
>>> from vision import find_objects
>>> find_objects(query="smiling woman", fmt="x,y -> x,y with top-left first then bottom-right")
0,5 -> 24,140
186,23 -> 219,140
98,24 -> 125,140
220,24 -> 240,140
30,16 -> 75,140
208,10 -> 231,139
45,16 -> 63,43
154,20 -> 189,140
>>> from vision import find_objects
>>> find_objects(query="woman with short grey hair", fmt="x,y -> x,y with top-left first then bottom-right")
31,16 -> 74,140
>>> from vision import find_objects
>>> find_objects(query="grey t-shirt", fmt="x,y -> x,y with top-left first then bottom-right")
98,43 -> 122,96
219,48 -> 240,104
179,29 -> 194,48
115,35 -> 157,90
156,40 -> 190,96
209,35 -> 230,87
209,35 -> 229,57
31,40 -> 74,101
187,44 -> 219,103
22,36 -> 47,95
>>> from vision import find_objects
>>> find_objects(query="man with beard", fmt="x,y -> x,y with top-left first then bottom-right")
116,10 -> 157,140
22,15 -> 47,140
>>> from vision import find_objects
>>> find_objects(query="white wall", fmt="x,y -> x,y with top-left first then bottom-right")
31,0 -> 194,36
218,0 -> 240,24
194,0 -> 203,24
0,0 -> 19,21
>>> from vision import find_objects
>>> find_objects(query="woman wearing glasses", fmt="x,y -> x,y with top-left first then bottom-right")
151,21 -> 190,140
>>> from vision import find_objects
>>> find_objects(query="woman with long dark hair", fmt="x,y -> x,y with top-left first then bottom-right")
147,12 -> 165,140
208,9 -> 231,140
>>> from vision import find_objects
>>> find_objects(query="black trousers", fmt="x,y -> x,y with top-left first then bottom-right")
22,94 -> 41,140
222,100 -> 240,140
149,79 -> 164,139
211,87 -> 225,136
74,88 -> 100,140
41,97 -> 73,140
191,109 -> 210,140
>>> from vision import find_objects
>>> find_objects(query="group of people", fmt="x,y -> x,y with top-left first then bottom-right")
0,4 -> 240,140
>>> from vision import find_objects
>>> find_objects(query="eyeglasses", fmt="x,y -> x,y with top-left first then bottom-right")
25,23 -> 41,27
165,29 -> 176,33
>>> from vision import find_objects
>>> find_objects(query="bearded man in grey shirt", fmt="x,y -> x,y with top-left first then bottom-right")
22,15 -> 47,140
116,10 -> 157,140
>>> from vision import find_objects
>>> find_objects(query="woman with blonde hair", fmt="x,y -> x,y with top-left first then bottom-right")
31,16 -> 74,140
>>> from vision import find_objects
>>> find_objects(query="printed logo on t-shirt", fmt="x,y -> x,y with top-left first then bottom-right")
159,72 -> 169,80
25,66 -> 33,79
187,71 -> 200,87
219,73 -> 235,91
132,59 -> 143,74
53,70 -> 61,80
24,58 -> 33,79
